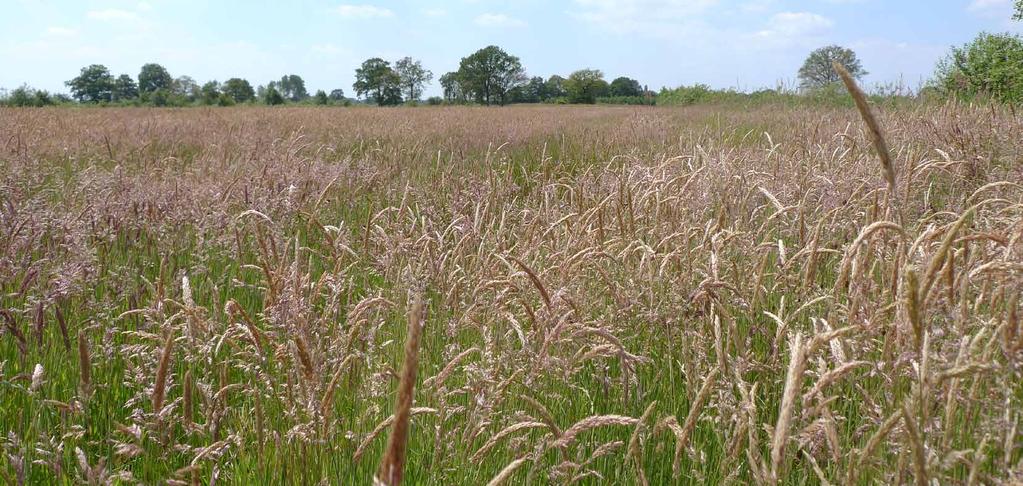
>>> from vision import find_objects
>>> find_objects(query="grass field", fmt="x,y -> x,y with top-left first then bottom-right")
1,102 -> 1022,484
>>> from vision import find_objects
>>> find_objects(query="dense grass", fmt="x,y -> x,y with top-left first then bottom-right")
1,103 -> 1022,484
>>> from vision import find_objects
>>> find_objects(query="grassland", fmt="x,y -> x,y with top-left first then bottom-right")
1,102 -> 1022,484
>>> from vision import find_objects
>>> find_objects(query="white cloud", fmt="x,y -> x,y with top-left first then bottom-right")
86,9 -> 139,21
761,12 -> 833,37
968,0 -> 1010,11
333,4 -> 394,19
422,8 -> 447,17
45,26 -> 78,37
474,13 -> 527,28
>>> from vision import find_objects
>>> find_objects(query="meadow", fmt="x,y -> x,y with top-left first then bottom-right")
1,100 -> 1022,484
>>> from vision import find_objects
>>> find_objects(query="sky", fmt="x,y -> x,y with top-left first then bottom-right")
2,0 -> 1022,98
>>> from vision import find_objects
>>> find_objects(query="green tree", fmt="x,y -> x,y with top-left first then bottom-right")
1015,0 -> 1022,20
565,69 -> 609,104
112,74 -> 139,101
264,86 -> 285,105
440,72 -> 467,102
138,63 -> 173,94
173,76 -> 200,103
798,45 -> 867,90
66,64 -> 114,103
394,57 -> 433,102
314,90 -> 329,105
329,89 -> 346,101
278,74 -> 309,101
934,32 -> 1023,104
455,46 -> 527,105
609,76 -> 642,97
3,85 -> 56,107
222,78 -> 255,103
354,58 -> 403,106
544,75 -> 567,100
200,81 -> 221,105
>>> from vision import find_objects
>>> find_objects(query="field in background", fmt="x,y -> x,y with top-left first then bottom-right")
1,104 -> 1022,484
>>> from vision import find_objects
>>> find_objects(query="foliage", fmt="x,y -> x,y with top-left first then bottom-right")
354,58 -> 403,106
173,76 -> 200,103
609,77 -> 643,97
313,90 -> 329,105
276,74 -> 309,102
65,64 -> 114,102
440,72 -> 468,103
394,57 -> 433,102
934,32 -> 1023,104
138,63 -> 173,94
0,85 -> 57,107
798,45 -> 867,90
264,86 -> 285,105
565,69 -> 610,104
200,81 -> 220,105
329,89 -> 346,101
453,45 -> 527,105
112,74 -> 138,102
222,78 -> 255,103
596,95 -> 654,106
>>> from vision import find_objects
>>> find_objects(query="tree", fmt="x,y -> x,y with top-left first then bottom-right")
455,46 -> 527,105
565,69 -> 609,104
112,74 -> 138,101
2,85 -> 56,107
277,74 -> 309,101
223,78 -> 255,103
440,72 -> 467,102
314,90 -> 329,105
509,76 -> 546,103
173,76 -> 200,102
394,57 -> 433,102
329,89 -> 346,101
934,32 -> 1023,104
609,77 -> 643,97
798,46 -> 867,90
200,81 -> 221,105
138,63 -> 173,94
544,75 -> 567,100
264,86 -> 285,105
354,58 -> 403,106
66,64 -> 114,103
1015,0 -> 1022,20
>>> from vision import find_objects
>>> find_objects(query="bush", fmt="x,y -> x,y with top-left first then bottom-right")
933,32 -> 1023,104
1,85 -> 58,107
596,96 -> 655,106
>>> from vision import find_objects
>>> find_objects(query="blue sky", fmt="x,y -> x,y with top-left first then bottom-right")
2,0 -> 1021,97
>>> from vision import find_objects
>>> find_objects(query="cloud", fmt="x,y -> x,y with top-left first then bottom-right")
968,0 -> 1010,11
332,4 -> 394,19
45,26 -> 78,37
761,12 -> 833,37
86,9 -> 139,21
474,13 -> 527,28
422,8 -> 447,17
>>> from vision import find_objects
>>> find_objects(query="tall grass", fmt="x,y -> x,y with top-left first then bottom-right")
0,101 -> 1021,484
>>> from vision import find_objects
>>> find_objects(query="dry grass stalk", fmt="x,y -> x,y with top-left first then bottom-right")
770,333 -> 806,484
628,401 -> 658,486
485,457 -> 528,486
552,415 -> 640,449
152,332 -> 174,413
672,367 -> 720,475
376,294 -> 427,486
833,61 -> 896,198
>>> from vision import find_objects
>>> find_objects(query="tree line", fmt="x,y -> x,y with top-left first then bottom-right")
4,12 -> 1023,108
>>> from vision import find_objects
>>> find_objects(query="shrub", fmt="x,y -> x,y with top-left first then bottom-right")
934,32 -> 1023,104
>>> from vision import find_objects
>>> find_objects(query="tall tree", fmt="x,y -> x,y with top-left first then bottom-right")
544,75 -> 567,100
314,90 -> 329,105
394,57 -> 433,102
440,72 -> 467,102
609,77 -> 643,97
66,64 -> 114,103
329,88 -> 346,101
278,74 -> 309,101
222,78 -> 255,103
1015,0 -> 1022,20
798,46 -> 867,90
354,58 -> 403,106
456,46 -> 527,105
138,63 -> 173,94
200,81 -> 221,105
264,86 -> 285,105
173,76 -> 200,102
565,69 -> 609,104
112,74 -> 138,101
